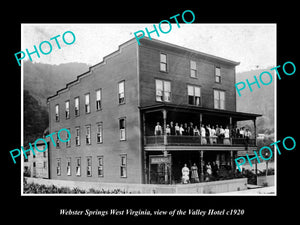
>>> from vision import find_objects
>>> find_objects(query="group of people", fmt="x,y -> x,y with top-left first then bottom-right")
154,121 -> 252,144
181,162 -> 216,184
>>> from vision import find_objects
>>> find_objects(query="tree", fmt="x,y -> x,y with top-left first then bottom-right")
24,90 -> 49,147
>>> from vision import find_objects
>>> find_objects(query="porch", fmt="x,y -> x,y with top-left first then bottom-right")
141,103 -> 261,148
140,103 -> 261,185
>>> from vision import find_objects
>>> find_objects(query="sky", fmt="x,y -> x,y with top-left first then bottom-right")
22,24 -> 276,73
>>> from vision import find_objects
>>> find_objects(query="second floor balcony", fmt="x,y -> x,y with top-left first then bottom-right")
141,103 -> 261,149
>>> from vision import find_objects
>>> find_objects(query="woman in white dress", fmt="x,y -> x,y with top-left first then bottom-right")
181,164 -> 190,184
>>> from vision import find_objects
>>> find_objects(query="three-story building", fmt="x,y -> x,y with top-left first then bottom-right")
47,37 -> 260,184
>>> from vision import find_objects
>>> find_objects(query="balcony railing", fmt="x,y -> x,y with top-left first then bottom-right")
145,135 -> 256,147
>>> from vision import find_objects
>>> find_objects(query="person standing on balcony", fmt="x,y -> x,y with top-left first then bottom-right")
224,126 -> 230,138
206,124 -> 212,144
224,126 -> 230,145
170,121 -> 175,135
244,128 -> 252,145
220,125 -> 225,143
154,122 -> 162,136
201,124 -> 207,144
175,123 -> 180,135
215,125 -> 220,144
211,126 -> 217,144
165,124 -> 171,135
182,164 -> 190,184
183,123 -> 188,135
194,126 -> 200,136
188,122 -> 194,136
239,127 -> 245,138
179,124 -> 184,135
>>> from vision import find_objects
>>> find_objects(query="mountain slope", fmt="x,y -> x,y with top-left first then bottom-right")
24,61 -> 90,107
236,67 -> 275,133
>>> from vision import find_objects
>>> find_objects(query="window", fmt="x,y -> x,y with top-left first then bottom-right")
76,158 -> 81,176
214,90 -> 225,109
56,132 -> 60,148
215,67 -> 221,83
67,158 -> 71,176
118,81 -> 125,104
55,104 -> 59,122
155,79 -> 171,102
187,85 -> 201,106
190,60 -> 197,78
75,127 -> 80,146
65,100 -> 70,119
87,157 -> 92,177
119,118 -> 126,141
43,161 -> 47,169
66,128 -> 71,148
98,156 -> 104,177
85,93 -> 90,113
74,97 -> 80,116
160,53 -> 167,72
86,125 -> 91,145
120,155 -> 127,178
96,89 -> 102,111
97,122 -> 103,143
56,159 -> 61,176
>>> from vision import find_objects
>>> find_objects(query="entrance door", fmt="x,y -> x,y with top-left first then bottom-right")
149,155 -> 171,184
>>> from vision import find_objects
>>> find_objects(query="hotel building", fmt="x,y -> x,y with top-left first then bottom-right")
47,37 -> 260,184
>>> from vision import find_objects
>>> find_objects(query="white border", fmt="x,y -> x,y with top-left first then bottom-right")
21,23 -> 277,196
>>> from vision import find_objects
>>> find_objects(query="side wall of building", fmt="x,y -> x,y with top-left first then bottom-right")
48,41 -> 142,183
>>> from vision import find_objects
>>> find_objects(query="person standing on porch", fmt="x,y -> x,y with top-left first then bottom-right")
219,125 -> 225,143
188,122 -> 194,136
206,124 -> 212,144
175,123 -> 180,135
205,162 -> 212,181
201,124 -> 207,144
194,126 -> 200,136
170,121 -> 175,135
239,127 -> 245,138
182,164 -> 190,184
224,126 -> 230,138
245,128 -> 251,145
183,123 -> 188,135
154,122 -> 162,135
179,124 -> 184,135
191,163 -> 199,183
210,125 -> 217,144
215,125 -> 220,144
165,124 -> 171,135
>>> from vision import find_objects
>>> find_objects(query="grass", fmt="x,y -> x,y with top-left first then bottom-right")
23,178 -> 128,194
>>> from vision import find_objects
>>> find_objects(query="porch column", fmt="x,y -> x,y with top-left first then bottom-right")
229,116 -> 233,133
200,150 -> 204,182
199,113 -> 203,127
229,116 -> 233,145
253,118 -> 257,145
163,150 -> 168,184
142,113 -> 148,183
230,150 -> 235,173
162,109 -> 167,145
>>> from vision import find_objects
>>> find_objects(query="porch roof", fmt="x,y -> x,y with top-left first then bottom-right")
139,103 -> 262,121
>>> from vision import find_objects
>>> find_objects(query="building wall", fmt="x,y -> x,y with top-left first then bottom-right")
138,39 -> 237,111
48,40 -> 142,183
23,142 -> 49,179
